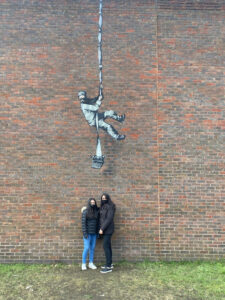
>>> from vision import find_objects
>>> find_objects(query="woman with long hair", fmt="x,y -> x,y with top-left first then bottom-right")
81,198 -> 99,271
99,193 -> 116,274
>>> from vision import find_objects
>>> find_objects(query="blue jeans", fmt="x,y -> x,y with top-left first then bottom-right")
82,234 -> 97,264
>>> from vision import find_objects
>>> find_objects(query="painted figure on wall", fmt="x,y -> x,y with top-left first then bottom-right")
78,88 -> 126,141
78,0 -> 126,169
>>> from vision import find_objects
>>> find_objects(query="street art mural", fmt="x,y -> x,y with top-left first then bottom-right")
78,0 -> 126,169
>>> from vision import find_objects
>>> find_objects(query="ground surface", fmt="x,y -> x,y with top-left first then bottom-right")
0,261 -> 224,300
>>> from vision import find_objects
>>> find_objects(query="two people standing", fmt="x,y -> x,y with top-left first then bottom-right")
81,193 -> 115,274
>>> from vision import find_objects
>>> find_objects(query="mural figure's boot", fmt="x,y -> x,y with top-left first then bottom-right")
117,134 -> 126,141
104,124 -> 126,141
116,114 -> 125,123
107,125 -> 120,140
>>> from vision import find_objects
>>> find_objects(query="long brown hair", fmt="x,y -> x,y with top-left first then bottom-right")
100,193 -> 115,209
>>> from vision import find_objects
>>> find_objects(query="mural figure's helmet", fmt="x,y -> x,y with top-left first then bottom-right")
78,91 -> 86,99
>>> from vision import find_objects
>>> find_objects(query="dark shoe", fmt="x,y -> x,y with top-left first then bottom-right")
100,267 -> 112,274
117,114 -> 125,123
101,264 -> 114,269
117,134 -> 126,141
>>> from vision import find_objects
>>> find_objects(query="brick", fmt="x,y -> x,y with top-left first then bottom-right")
0,0 -> 224,263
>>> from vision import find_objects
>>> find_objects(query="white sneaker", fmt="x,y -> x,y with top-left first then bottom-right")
81,264 -> 87,271
88,263 -> 97,270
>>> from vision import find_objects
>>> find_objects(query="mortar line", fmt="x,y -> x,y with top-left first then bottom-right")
155,0 -> 161,260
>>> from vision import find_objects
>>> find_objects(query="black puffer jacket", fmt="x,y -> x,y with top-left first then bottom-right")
100,203 -> 116,235
82,207 -> 99,238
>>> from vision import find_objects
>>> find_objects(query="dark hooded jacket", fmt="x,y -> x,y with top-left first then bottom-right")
100,199 -> 116,235
81,200 -> 99,238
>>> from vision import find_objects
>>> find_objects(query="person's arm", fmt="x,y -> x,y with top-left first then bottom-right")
81,210 -> 88,238
81,101 -> 101,111
99,84 -> 104,100
97,210 -> 101,237
86,96 -> 98,105
86,92 -> 103,105
96,92 -> 103,107
100,207 -> 115,232
98,93 -> 103,102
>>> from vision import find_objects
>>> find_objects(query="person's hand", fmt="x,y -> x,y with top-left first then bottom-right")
96,99 -> 102,107
99,229 -> 103,235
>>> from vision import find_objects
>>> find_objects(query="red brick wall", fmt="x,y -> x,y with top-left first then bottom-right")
157,4 -> 225,260
0,0 -> 224,262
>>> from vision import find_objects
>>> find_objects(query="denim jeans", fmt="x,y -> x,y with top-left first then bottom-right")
82,234 -> 97,264
103,234 -> 112,267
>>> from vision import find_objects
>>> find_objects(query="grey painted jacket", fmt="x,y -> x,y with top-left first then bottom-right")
80,95 -> 103,126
